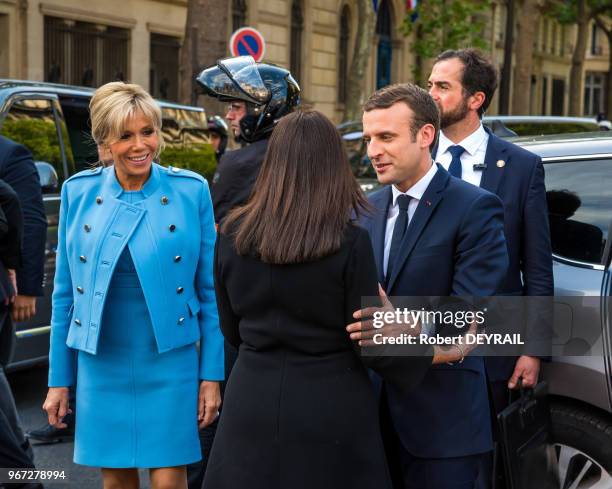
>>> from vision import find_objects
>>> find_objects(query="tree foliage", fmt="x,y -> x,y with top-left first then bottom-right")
402,0 -> 492,79
0,119 -> 63,166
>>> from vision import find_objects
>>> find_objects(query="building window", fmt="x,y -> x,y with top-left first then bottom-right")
584,72 -> 605,116
591,23 -> 602,55
232,0 -> 248,32
290,0 -> 303,83
44,16 -> 128,87
376,0 -> 393,89
551,78 -> 565,116
150,34 -> 180,102
338,6 -> 350,104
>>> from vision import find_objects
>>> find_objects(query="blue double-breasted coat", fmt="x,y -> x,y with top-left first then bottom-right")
48,163 -> 224,387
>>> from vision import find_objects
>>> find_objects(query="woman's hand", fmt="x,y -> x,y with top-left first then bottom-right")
198,381 -> 221,429
42,387 -> 72,428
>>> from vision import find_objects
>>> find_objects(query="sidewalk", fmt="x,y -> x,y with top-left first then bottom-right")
8,367 -> 150,489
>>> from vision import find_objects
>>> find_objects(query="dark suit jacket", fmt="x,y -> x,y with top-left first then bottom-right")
434,127 -> 554,380
0,179 -> 23,366
359,164 -> 509,458
0,136 -> 47,296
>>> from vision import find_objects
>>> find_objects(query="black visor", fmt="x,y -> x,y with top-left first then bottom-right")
197,56 -> 270,105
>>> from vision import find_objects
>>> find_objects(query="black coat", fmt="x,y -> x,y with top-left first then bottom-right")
204,224 -> 432,489
211,138 -> 269,223
0,136 -> 47,296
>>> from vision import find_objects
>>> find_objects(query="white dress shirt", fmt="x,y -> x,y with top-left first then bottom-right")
435,125 -> 489,187
383,162 -> 438,276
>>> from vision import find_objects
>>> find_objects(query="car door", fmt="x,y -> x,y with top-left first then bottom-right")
542,155 -> 612,411
0,93 -> 72,369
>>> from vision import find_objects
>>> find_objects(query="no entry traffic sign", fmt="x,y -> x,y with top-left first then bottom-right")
230,27 -> 266,62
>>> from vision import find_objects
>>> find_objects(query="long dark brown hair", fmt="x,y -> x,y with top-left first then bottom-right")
222,110 -> 370,264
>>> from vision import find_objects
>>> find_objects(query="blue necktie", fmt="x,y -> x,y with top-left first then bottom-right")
386,194 -> 412,283
447,145 -> 465,179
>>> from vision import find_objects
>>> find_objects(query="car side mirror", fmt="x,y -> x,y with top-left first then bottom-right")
35,161 -> 59,194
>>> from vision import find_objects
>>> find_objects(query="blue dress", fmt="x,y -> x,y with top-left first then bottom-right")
74,190 -> 201,468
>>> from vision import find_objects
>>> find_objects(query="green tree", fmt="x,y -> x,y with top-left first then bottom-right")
402,0 -> 492,83
343,0 -> 377,121
512,0 -> 545,114
594,15 -> 612,119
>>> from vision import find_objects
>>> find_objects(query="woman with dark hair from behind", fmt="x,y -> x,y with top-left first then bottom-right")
203,111 -> 466,489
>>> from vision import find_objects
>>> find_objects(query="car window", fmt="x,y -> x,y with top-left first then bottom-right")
58,96 -> 99,173
158,107 -> 216,182
545,158 -> 612,265
0,98 -> 66,184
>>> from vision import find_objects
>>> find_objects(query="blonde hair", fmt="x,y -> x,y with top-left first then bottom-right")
89,81 -> 165,160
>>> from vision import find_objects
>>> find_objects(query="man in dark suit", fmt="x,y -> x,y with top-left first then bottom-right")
427,49 -> 553,487
0,136 -> 56,444
349,83 -> 509,489
0,178 -> 44,489
0,136 -> 47,323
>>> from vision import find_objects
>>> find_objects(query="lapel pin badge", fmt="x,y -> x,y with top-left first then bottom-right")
496,160 -> 505,168
425,200 -> 432,206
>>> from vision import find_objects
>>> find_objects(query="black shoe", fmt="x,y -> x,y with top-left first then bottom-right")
26,422 -> 74,444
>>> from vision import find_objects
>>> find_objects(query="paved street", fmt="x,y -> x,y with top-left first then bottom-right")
8,366 -> 151,489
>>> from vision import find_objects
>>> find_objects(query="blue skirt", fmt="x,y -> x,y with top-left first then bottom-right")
74,270 -> 201,468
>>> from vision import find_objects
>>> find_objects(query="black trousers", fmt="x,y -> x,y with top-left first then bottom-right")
0,308 -> 43,489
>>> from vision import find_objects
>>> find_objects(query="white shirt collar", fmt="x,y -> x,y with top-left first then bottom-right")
391,162 -> 438,206
438,124 -> 488,158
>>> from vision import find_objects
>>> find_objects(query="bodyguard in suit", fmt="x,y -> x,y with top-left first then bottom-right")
427,49 -> 553,487
428,48 -> 553,394
0,136 -> 47,322
351,84 -> 509,489
0,178 -> 44,489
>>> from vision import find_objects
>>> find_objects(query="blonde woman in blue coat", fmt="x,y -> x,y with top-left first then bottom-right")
42,82 -> 224,489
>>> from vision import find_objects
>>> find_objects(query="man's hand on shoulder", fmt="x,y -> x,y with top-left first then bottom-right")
11,294 -> 37,322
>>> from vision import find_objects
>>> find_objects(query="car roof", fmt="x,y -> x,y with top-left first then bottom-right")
0,79 -> 204,112
512,132 -> 612,158
483,115 -> 599,125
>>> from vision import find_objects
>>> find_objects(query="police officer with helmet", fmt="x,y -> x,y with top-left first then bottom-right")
186,55 -> 300,489
207,116 -> 229,164
196,55 -> 300,224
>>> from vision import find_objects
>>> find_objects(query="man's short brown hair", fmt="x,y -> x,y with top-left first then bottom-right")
363,83 -> 440,150
435,49 -> 498,117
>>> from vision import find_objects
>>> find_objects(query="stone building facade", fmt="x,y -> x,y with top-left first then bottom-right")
0,0 -> 609,121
